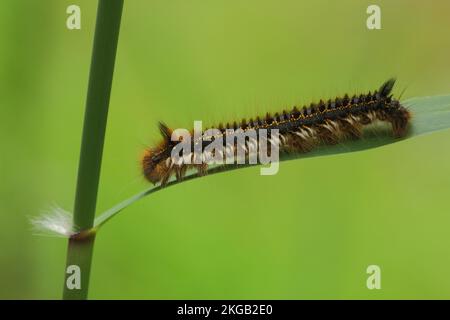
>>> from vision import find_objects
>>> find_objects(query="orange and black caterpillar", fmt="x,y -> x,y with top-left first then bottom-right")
142,78 -> 411,186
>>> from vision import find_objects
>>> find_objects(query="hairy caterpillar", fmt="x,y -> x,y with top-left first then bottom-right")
142,79 -> 411,186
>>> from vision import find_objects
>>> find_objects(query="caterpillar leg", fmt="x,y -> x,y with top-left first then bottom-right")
160,169 -> 171,186
196,163 -> 208,177
383,107 -> 411,138
391,109 -> 410,138
174,165 -> 187,182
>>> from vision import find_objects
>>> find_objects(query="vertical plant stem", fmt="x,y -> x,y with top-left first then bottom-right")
63,0 -> 124,300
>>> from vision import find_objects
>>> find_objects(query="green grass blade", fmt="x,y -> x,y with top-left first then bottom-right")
93,94 -> 450,230
407,95 -> 450,135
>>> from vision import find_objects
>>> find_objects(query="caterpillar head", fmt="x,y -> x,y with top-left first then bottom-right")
141,122 -> 173,184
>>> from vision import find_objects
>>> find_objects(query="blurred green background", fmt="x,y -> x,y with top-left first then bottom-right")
1,0 -> 450,299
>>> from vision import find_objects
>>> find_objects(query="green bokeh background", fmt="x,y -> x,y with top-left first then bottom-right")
1,0 -> 450,299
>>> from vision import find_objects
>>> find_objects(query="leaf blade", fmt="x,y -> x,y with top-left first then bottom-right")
94,94 -> 450,229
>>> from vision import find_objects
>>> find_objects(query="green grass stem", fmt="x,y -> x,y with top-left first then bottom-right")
63,0 -> 124,300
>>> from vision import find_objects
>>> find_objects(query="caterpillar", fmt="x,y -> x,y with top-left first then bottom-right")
142,78 -> 411,186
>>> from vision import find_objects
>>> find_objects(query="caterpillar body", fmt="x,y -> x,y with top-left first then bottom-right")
142,78 -> 411,186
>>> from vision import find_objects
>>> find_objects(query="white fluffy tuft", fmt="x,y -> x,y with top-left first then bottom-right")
30,206 -> 77,238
